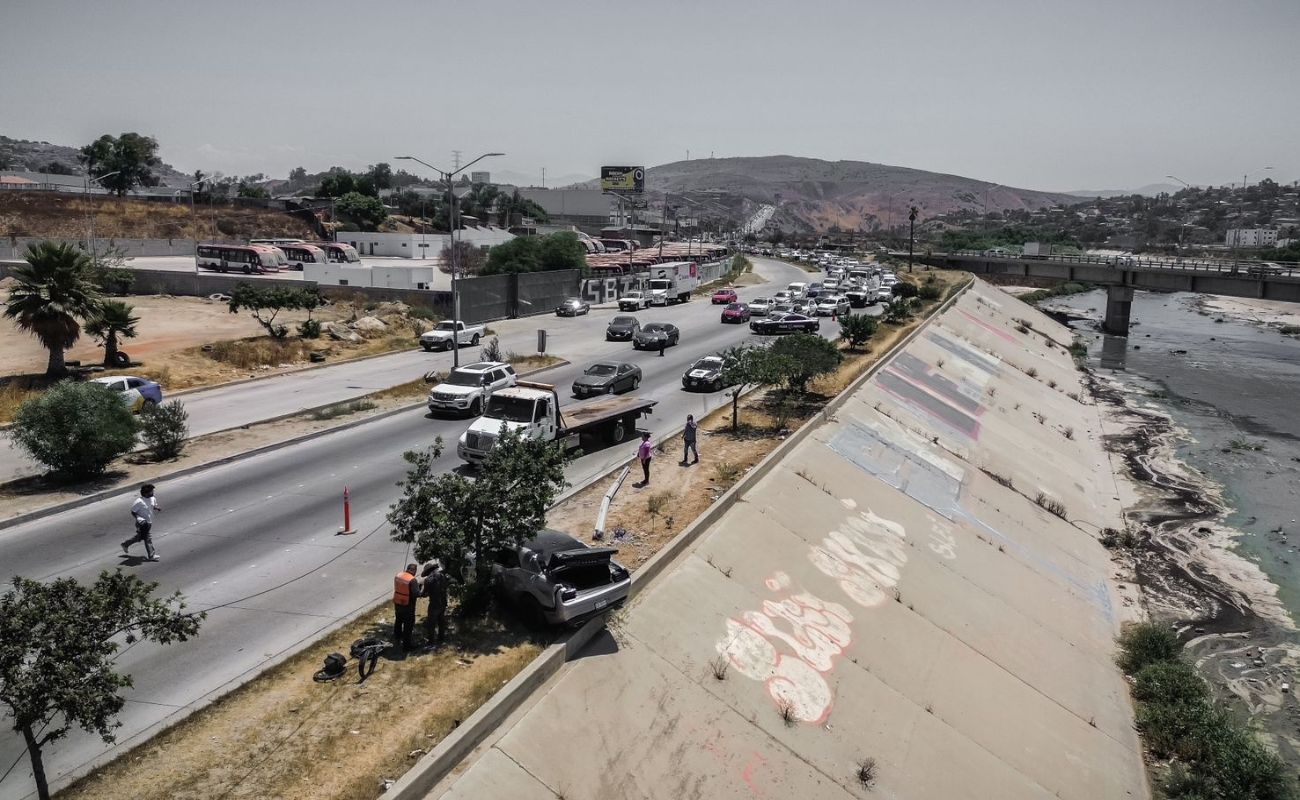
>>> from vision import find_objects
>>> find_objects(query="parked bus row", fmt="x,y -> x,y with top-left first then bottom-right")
195,240 -> 361,274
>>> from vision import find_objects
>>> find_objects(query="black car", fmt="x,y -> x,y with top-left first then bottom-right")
555,298 -> 591,317
682,355 -> 732,392
805,282 -> 824,299
572,361 -> 642,397
632,322 -> 680,350
606,315 -> 640,341
750,312 -> 821,335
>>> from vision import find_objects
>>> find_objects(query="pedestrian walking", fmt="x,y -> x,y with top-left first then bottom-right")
658,337 -> 666,357
393,563 -> 419,649
681,414 -> 699,466
635,431 -> 653,486
420,559 -> 449,648
121,483 -> 161,561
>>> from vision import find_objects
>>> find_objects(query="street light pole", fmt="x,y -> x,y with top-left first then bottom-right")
85,170 -> 121,262
1229,166 -> 1273,266
396,152 -> 504,369
908,206 -> 918,273
1165,176 -> 1193,253
189,177 -> 209,271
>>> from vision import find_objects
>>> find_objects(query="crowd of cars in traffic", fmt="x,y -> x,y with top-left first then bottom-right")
425,255 -> 898,421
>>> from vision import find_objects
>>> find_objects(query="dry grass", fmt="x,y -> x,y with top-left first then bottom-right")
58,608 -> 542,800
0,376 -> 47,422
0,191 -> 313,240
506,353 -> 563,370
369,378 -> 429,402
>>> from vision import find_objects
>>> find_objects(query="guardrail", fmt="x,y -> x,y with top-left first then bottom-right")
939,250 -> 1300,278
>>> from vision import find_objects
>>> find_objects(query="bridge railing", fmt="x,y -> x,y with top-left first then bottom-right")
939,250 -> 1300,278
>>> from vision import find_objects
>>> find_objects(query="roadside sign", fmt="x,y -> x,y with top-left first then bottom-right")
601,166 -> 645,194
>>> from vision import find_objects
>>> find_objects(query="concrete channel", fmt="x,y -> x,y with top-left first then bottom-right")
409,279 -> 1148,799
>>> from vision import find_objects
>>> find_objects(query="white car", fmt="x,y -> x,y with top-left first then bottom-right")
822,279 -> 841,293
772,290 -> 793,304
618,291 -> 650,311
876,287 -> 895,304
90,375 -> 163,412
427,361 -> 517,417
747,297 -> 776,316
815,295 -> 850,316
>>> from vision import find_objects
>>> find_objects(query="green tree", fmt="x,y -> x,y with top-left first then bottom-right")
482,236 -> 541,274
441,240 -> 487,276
769,333 -> 843,392
10,381 -> 138,477
891,281 -> 919,299
0,571 -> 202,800
838,313 -> 878,350
227,283 -> 320,339
458,183 -> 500,222
496,189 -> 549,227
4,241 -> 102,376
718,344 -> 780,432
538,231 -> 588,271
335,191 -> 387,230
84,300 -> 139,367
139,400 -> 190,460
388,428 -> 571,602
367,162 -> 393,191
78,133 -> 162,197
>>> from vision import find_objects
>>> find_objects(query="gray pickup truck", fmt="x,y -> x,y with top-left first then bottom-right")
491,530 -> 631,626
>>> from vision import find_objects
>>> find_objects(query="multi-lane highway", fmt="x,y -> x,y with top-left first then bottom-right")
0,257 -> 882,798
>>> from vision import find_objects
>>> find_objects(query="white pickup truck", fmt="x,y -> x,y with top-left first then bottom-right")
458,381 -> 657,465
420,320 -> 484,352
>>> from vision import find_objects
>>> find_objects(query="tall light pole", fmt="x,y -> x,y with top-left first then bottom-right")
907,206 -> 919,273
85,170 -> 121,261
396,152 -> 504,368
189,177 -> 210,270
1165,176 -> 1194,252
1229,166 -> 1273,257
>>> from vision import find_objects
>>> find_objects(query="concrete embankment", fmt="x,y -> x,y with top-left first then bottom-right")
428,280 -> 1149,799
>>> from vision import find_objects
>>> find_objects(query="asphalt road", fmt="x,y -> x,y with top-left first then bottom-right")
0,257 -> 888,797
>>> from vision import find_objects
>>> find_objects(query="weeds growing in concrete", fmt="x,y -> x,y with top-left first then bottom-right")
309,399 -> 378,420
1034,492 -> 1067,519
709,656 -> 730,681
1025,366 -> 1039,378
1032,412 -> 1046,425
1015,323 -> 1030,334
1047,379 -> 1058,389
778,699 -> 798,726
856,758 -> 878,788
980,468 -> 1014,489
1062,426 -> 1074,440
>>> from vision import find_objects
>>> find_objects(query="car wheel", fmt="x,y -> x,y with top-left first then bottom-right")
242,264 -> 253,274
422,344 -> 434,352
608,417 -> 628,444
632,376 -> 641,391
712,379 -> 722,392
469,398 -> 482,417
143,398 -> 158,409
471,334 -> 480,346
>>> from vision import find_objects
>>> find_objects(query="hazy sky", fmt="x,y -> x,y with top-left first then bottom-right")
2,0 -> 1297,192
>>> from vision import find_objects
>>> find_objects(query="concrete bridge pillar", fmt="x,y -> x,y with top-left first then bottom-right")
1103,285 -> 1134,335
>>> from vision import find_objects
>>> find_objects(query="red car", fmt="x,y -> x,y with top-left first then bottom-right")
711,287 -> 739,304
720,302 -> 751,323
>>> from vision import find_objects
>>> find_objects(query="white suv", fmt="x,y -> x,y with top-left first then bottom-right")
427,361 -> 517,417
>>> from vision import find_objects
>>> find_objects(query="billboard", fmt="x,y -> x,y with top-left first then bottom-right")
600,165 -> 645,194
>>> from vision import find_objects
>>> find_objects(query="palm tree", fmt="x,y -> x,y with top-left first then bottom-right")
3,241 -> 102,376
85,300 -> 140,367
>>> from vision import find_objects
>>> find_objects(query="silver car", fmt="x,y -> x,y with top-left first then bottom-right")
491,530 -> 631,626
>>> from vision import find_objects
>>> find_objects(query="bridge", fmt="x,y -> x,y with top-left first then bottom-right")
917,251 -> 1300,334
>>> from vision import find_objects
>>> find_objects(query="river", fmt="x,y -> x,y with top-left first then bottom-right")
1040,287 -> 1300,759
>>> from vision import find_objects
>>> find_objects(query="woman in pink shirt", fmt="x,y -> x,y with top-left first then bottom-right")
635,431 -> 653,486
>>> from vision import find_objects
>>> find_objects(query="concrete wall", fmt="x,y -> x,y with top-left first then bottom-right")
0,237 -> 196,259
432,280 -> 1149,800
334,229 -> 514,258
304,262 -> 438,290
577,258 -> 732,304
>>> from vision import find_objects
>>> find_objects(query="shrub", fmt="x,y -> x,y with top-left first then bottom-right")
139,400 -> 190,460
918,283 -> 943,301
769,334 -> 843,392
298,318 -> 322,339
884,300 -> 913,324
11,381 -> 138,477
1117,623 -> 1181,676
838,313 -> 878,349
1133,660 -> 1209,707
891,281 -> 919,299
480,336 -> 504,362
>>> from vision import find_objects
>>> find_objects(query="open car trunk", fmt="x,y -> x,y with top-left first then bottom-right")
545,546 -> 619,590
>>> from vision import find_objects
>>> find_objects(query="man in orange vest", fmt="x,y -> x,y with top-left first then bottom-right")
393,563 -> 419,649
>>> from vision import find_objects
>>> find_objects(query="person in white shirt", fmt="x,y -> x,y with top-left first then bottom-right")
121,483 -> 161,561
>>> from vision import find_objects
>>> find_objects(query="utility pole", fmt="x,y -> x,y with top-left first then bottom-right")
908,206 -> 918,273
541,167 -> 546,188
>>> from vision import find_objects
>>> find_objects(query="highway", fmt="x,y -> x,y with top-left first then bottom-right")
0,257 -> 878,798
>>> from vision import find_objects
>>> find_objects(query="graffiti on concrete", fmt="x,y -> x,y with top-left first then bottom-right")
716,570 -> 854,725
581,274 -> 644,305
716,504 -> 919,725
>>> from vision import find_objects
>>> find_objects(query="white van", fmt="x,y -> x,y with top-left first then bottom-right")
787,281 -> 808,299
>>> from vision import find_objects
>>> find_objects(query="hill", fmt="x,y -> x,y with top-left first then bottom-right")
0,135 -> 191,186
631,156 -> 1080,233
0,192 -> 314,241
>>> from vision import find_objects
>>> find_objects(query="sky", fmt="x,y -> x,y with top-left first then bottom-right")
2,0 -> 1297,193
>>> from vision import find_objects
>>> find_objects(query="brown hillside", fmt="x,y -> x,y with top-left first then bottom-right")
637,155 -> 1080,233
0,192 -> 314,241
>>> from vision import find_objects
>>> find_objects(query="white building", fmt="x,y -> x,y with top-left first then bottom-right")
333,228 -> 515,258
1225,228 -> 1278,248
304,262 -> 444,290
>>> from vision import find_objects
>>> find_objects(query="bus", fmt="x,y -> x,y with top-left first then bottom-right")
312,242 -> 362,264
195,244 -> 282,274
276,243 -> 327,271
250,238 -> 305,247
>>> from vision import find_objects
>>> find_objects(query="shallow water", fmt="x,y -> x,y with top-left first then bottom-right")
1052,289 -> 1300,620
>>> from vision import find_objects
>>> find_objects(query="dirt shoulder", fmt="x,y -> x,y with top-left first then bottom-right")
54,272 -> 967,800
